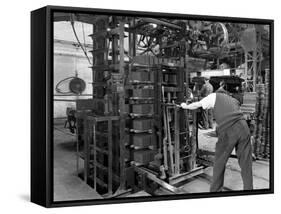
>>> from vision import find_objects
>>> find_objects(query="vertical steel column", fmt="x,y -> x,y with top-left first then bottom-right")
118,21 -> 126,189
83,115 -> 89,183
185,54 -> 189,89
129,19 -> 137,58
108,119 -> 113,194
155,66 -> 162,154
244,52 -> 248,80
191,110 -> 198,169
76,120 -> 79,175
93,120 -> 97,190
174,107 -> 180,175
253,49 -> 257,91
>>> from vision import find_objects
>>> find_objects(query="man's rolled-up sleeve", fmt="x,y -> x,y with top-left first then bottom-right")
200,93 -> 216,109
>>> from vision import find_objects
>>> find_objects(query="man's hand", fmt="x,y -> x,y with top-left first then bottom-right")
180,101 -> 203,110
180,103 -> 189,109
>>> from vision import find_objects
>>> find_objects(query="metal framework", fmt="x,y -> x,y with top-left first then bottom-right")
243,26 -> 263,91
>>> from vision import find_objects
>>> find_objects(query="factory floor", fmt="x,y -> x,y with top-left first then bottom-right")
53,120 -> 102,201
53,119 -> 270,201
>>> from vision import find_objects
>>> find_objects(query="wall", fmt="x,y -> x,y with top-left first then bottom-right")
54,21 -> 93,118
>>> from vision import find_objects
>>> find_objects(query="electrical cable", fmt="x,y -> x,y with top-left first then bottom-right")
55,76 -> 86,95
55,77 -> 76,95
81,22 -> 87,53
70,15 -> 92,65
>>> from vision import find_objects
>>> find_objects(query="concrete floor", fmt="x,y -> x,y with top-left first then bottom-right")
54,122 -> 102,201
53,120 -> 270,201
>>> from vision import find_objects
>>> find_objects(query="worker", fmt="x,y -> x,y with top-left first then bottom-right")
185,84 -> 194,101
180,92 -> 253,192
232,86 -> 243,105
200,76 -> 214,129
216,80 -> 228,94
192,82 -> 200,101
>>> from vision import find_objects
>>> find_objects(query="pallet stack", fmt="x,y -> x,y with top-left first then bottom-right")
253,69 -> 270,159
263,69 -> 270,158
80,18 -> 133,196
240,92 -> 257,116
126,65 -> 158,165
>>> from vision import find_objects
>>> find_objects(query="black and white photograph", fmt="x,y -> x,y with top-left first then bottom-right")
50,8 -> 273,204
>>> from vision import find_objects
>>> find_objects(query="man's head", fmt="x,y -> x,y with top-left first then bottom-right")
204,76 -> 210,83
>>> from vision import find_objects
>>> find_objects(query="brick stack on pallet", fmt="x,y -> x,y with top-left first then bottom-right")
240,92 -> 257,118
263,69 -> 270,159
126,65 -> 157,165
253,69 -> 270,159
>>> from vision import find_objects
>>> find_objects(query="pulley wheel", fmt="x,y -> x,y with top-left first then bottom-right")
69,77 -> 86,94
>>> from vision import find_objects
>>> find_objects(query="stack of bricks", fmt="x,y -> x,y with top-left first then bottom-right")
126,66 -> 157,165
263,69 -> 270,158
253,84 -> 264,158
253,69 -> 270,159
240,92 -> 257,115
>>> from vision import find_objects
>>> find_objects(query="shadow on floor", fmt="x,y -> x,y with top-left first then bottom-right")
19,194 -> 30,202
56,141 -> 76,152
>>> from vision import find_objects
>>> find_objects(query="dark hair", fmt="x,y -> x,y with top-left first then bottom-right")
216,89 -> 228,95
219,80 -> 225,87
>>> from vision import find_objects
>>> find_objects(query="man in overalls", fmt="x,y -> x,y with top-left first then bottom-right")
180,92 -> 253,192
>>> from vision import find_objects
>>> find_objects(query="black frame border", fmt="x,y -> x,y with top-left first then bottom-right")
31,5 -> 274,208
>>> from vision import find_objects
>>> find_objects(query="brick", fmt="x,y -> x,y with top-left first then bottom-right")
132,89 -> 153,97
132,104 -> 153,114
133,149 -> 157,164
132,134 -> 152,148
129,71 -> 149,81
133,119 -> 152,130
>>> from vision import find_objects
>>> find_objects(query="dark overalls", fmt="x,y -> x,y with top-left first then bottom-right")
210,93 -> 253,192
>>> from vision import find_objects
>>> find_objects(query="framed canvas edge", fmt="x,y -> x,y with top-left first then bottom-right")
31,6 -> 48,207
31,5 -> 274,208
46,5 -> 274,23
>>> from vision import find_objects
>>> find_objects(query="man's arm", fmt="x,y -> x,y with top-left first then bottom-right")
181,93 -> 216,110
181,102 -> 202,110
